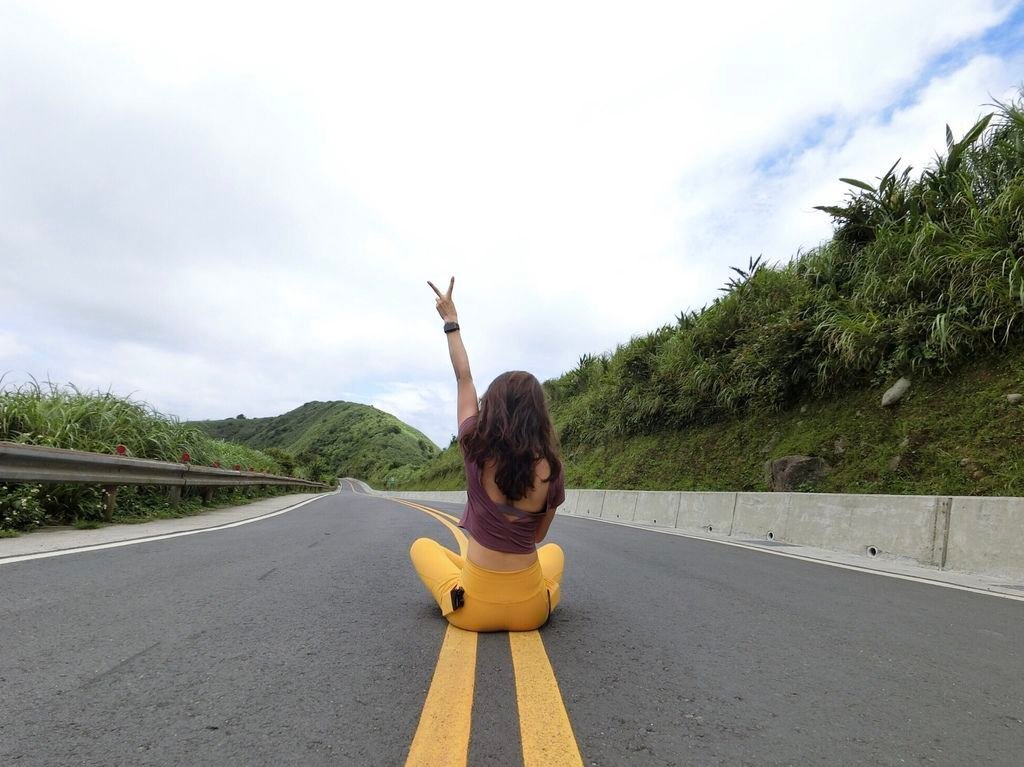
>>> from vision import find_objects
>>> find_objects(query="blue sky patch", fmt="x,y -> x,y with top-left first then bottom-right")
753,2 -> 1024,180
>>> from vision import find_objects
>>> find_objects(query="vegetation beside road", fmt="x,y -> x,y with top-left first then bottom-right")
0,390 -> 436,533
0,382 -> 306,533
396,346 -> 1024,496
396,96 -> 1024,497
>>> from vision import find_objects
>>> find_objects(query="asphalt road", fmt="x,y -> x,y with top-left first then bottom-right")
1,486 -> 1022,766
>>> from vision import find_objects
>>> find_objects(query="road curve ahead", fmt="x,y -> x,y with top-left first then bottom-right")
1,485 -> 1022,766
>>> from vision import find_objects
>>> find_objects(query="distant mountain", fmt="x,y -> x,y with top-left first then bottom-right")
190,401 -> 439,485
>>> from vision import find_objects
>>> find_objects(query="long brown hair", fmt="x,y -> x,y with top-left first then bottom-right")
461,371 -> 562,502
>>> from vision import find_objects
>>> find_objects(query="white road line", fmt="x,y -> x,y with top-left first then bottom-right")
579,515 -> 1024,602
0,494 -> 332,566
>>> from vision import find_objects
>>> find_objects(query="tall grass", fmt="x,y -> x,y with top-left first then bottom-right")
0,382 -> 292,530
547,95 -> 1024,447
0,380 -> 280,471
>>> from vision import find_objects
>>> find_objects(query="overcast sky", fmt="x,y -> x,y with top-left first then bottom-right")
2,1 -> 1023,447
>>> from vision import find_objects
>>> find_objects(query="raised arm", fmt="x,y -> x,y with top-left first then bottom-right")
429,277 -> 479,426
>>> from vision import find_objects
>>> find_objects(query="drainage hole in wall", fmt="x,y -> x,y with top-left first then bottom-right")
766,531 -> 775,540
707,525 -> 713,533
866,545 -> 879,557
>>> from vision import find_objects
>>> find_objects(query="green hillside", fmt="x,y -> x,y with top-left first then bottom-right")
395,95 -> 1024,497
395,346 -> 1024,496
191,401 -> 439,486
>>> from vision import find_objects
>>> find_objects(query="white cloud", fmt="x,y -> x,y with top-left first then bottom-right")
0,331 -> 29,361
371,382 -> 456,447
1,0 -> 1021,446
678,52 -> 1024,287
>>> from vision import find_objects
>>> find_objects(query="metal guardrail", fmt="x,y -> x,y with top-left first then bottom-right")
0,441 -> 330,491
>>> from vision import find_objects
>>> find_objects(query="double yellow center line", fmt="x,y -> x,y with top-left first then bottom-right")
391,498 -> 583,767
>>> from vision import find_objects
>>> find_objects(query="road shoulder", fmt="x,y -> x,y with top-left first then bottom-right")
0,492 -> 330,559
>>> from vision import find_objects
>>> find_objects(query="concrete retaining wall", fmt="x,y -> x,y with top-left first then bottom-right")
731,493 -> 789,539
356,478 -> 1024,580
946,496 -> 1024,578
574,490 -> 607,518
601,490 -> 639,521
634,492 -> 681,527
558,489 -> 580,516
676,492 -> 737,534
736,493 -> 945,566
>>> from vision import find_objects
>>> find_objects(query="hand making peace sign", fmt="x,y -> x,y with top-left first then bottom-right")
428,277 -> 458,323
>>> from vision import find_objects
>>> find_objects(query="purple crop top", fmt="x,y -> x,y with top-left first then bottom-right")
457,415 -> 566,554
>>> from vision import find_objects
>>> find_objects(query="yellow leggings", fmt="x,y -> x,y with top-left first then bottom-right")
409,538 -> 565,632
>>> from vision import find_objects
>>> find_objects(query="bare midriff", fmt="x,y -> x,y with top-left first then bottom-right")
466,535 -> 539,571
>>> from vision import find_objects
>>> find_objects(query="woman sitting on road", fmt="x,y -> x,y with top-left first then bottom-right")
409,277 -> 566,632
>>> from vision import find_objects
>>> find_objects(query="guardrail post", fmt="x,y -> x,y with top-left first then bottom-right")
102,486 -> 118,522
168,486 -> 181,507
201,487 -> 214,505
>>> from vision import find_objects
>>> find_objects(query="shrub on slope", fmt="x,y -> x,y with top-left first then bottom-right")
547,97 -> 1024,446
0,382 -> 286,530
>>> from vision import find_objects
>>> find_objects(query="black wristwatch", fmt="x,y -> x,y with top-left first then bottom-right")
443,321 -> 460,334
